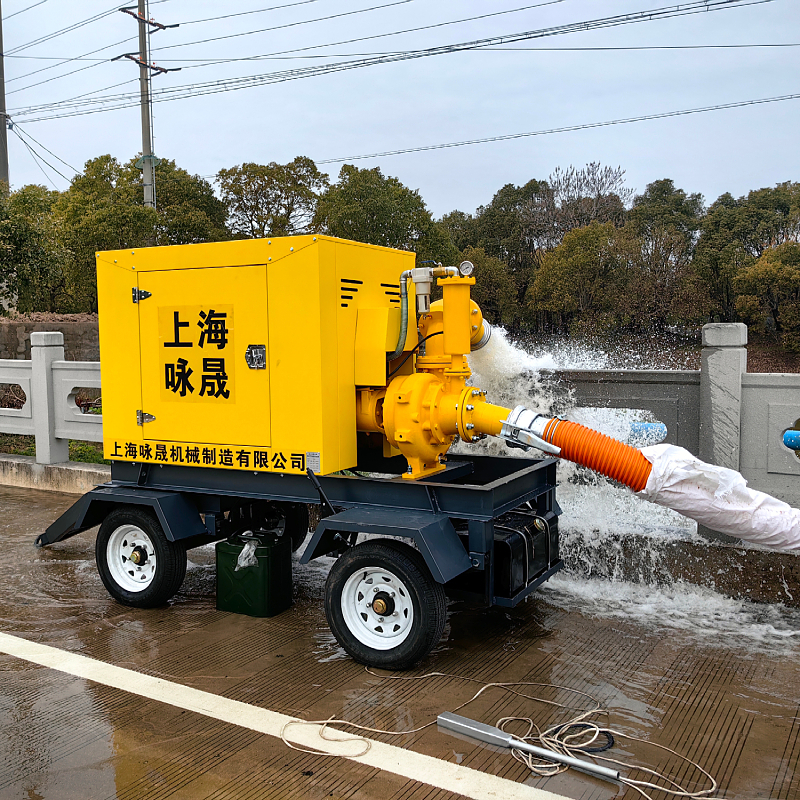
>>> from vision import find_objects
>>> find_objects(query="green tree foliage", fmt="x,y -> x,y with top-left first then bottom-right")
526,222 -> 626,333
216,156 -> 329,238
2,147 -> 799,364
438,209 -> 478,253
58,156 -> 156,310
153,158 -> 228,244
0,184 -> 70,312
58,155 -> 228,310
734,242 -> 800,352
314,164 -> 458,265
622,179 -> 708,326
535,163 -> 631,241
460,246 -> 518,326
474,180 -> 548,272
694,183 -> 800,321
628,178 -> 704,242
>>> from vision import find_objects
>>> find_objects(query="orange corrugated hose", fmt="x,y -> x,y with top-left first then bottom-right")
543,418 -> 653,492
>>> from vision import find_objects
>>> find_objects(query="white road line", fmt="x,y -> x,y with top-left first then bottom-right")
0,631 -> 570,800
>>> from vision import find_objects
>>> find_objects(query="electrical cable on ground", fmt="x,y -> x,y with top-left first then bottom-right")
280,668 -> 721,800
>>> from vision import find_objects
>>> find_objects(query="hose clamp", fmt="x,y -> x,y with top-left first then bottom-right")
498,406 -> 561,456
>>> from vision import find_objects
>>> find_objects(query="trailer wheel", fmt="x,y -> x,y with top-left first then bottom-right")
325,540 -> 446,670
96,507 -> 187,608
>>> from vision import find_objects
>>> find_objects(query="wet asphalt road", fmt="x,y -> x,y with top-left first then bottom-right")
0,485 -> 798,800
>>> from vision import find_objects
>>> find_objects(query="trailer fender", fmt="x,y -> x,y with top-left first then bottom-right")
36,485 -> 206,547
299,507 -> 472,584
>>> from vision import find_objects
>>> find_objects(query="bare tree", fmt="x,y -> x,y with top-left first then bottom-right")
520,162 -> 633,253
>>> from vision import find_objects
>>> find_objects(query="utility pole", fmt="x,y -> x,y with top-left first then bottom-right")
137,0 -> 155,208
116,5 -> 178,210
0,0 -> 9,191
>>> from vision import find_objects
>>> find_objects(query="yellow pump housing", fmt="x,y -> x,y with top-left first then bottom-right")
98,236 -> 416,476
98,235 -> 506,480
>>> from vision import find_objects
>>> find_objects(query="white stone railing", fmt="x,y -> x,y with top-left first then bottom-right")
0,332 -> 102,464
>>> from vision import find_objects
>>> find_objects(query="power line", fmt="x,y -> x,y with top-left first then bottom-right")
6,36 -> 136,86
11,0 -> 776,122
154,0 -> 565,57
7,3 -> 124,55
6,0 -> 49,21
11,127 -> 67,188
7,0 -> 171,54
14,124 -> 79,173
25,90 -> 800,188
316,92 -> 800,164
150,0 -> 771,66
155,0 -> 420,54
7,57 -> 118,96
4,0 -> 406,95
183,0 -> 330,26
6,41 -> 800,63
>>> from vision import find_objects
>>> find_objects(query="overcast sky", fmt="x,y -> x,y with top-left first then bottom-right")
3,0 -> 798,217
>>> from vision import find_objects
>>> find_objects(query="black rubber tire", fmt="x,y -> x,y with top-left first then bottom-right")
96,506 -> 187,608
325,539 -> 447,670
280,503 -> 310,552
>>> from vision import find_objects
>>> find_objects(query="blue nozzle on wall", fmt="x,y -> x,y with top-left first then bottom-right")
784,430 -> 800,451
629,422 -> 668,447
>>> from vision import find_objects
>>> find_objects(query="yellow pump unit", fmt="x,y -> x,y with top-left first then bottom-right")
99,234 -> 654,490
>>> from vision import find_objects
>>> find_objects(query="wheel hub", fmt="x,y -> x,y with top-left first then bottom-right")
340,566 -> 414,650
370,591 -> 395,617
106,524 -> 158,594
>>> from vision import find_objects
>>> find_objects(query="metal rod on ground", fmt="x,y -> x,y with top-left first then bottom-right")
0,0 -> 9,191
137,0 -> 155,208
437,712 -> 621,783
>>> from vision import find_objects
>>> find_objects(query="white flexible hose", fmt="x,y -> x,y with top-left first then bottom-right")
638,444 -> 800,551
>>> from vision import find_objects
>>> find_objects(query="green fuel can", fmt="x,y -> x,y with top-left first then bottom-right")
216,533 -> 292,617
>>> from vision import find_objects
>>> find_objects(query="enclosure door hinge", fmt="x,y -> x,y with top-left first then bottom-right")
132,288 -> 152,303
136,410 -> 156,425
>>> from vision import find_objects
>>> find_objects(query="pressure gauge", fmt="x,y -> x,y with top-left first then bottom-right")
459,260 -> 474,276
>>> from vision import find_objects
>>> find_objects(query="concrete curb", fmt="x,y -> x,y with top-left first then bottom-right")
0,453 -> 110,495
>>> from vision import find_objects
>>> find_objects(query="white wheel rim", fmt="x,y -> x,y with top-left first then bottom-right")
107,524 -> 157,593
341,566 -> 414,650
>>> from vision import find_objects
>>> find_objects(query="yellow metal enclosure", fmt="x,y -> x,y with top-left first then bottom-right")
98,236 -> 415,476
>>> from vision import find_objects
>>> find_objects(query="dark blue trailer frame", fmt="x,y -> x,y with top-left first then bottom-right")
38,454 -> 562,608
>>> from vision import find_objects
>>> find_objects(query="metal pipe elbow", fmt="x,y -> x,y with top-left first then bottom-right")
470,320 -> 492,351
